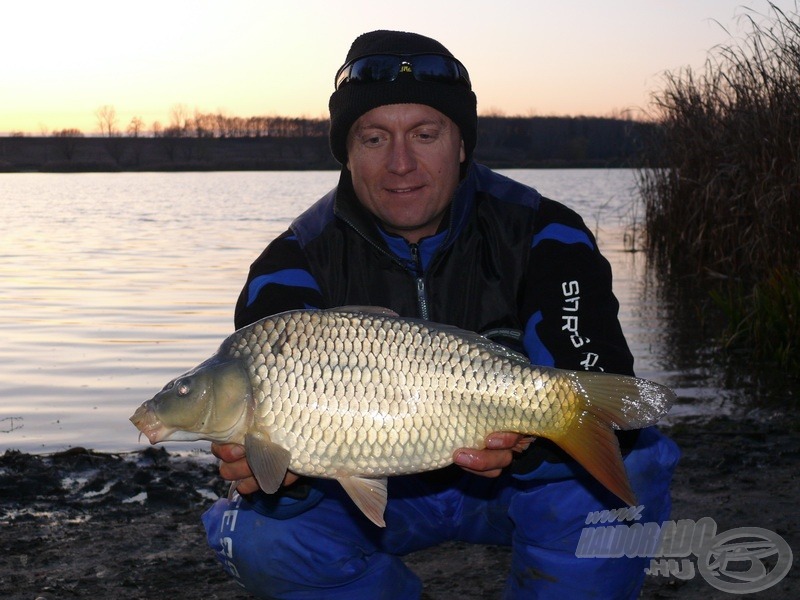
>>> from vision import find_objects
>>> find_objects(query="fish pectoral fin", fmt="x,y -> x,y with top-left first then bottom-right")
336,476 -> 388,527
245,432 -> 291,494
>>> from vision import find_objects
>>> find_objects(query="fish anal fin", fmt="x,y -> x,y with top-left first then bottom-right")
552,413 -> 637,506
336,476 -> 388,527
245,432 -> 291,494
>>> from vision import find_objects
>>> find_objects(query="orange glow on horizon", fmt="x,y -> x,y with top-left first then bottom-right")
1,0 -> 793,135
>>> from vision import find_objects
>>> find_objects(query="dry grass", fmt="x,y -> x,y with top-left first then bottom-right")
639,2 -> 799,277
637,2 -> 800,372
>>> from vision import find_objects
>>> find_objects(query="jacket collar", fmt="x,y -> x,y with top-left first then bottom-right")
333,160 -> 480,256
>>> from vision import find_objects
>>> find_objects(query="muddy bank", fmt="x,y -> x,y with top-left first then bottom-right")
1,415 -> 796,599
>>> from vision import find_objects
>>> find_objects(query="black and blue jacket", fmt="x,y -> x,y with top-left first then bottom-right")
235,162 -> 634,379
235,162 -> 639,479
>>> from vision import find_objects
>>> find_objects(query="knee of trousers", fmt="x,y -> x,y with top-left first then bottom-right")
625,426 -> 680,519
501,427 -> 680,597
509,427 -> 679,537
201,495 -> 423,599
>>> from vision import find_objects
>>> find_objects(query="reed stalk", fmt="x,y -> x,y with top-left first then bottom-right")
637,2 -> 800,373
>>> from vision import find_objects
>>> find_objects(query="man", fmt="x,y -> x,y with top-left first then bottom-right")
203,30 -> 679,598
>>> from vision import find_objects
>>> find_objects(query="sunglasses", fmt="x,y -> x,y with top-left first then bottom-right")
335,53 -> 471,90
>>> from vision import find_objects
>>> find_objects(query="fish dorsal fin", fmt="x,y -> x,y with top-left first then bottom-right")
245,432 -> 292,494
330,306 -> 400,317
336,476 -> 388,527
420,320 -> 532,367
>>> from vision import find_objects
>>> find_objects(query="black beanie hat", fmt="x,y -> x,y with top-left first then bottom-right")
328,30 -> 478,165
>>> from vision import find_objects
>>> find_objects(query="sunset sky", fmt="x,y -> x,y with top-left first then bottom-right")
2,0 -> 795,134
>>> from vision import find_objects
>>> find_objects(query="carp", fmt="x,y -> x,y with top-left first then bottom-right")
130,306 -> 674,526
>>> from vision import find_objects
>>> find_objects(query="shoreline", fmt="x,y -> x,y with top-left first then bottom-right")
2,415 -> 797,599
0,120 -> 653,174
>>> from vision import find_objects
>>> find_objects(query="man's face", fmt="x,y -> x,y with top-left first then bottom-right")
346,103 -> 466,243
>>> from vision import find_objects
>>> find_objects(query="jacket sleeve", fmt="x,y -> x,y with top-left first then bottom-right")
519,198 -> 634,376
513,198 -> 637,480
234,231 -> 325,330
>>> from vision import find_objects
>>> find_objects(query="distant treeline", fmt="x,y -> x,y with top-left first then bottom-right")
0,115 -> 657,172
474,116 -> 655,168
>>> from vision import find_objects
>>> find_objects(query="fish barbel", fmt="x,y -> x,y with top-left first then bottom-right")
130,306 -> 674,526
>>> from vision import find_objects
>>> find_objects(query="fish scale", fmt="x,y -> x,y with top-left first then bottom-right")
130,306 -> 675,527
223,310 -> 573,477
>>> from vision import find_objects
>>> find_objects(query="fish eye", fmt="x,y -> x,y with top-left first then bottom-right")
176,378 -> 191,396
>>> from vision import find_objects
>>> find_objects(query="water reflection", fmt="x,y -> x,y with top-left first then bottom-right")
637,264 -> 796,420
0,169 -> 782,453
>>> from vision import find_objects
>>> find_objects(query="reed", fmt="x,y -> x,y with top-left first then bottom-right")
637,2 -> 800,372
711,266 -> 800,372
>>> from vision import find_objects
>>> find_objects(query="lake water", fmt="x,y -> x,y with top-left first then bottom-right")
0,169 -> 754,454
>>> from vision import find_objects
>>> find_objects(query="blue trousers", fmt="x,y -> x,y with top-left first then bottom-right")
202,427 -> 679,599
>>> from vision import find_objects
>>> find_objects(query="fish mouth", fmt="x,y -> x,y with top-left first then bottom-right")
129,404 -> 170,445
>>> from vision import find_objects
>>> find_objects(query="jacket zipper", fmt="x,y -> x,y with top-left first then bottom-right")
409,243 -> 430,320
338,212 -> 432,319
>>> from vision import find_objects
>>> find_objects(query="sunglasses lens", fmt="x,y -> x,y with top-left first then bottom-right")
348,55 -> 400,84
336,54 -> 470,89
412,55 -> 460,83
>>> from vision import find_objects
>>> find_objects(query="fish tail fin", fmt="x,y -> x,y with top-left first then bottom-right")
570,371 -> 676,430
548,371 -> 675,506
551,408 -> 638,506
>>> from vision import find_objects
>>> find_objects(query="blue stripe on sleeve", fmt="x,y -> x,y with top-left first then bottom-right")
523,311 -> 555,367
246,269 -> 321,307
531,223 -> 594,250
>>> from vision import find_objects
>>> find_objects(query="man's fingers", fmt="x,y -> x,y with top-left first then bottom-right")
485,432 -> 532,451
453,432 -> 534,478
211,442 -> 246,463
230,476 -> 261,495
211,441 -> 300,492
211,441 -> 256,493
453,447 -> 514,476
218,456 -> 253,481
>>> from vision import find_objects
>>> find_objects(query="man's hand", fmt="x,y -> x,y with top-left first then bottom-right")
211,442 -> 299,494
453,432 -> 533,478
